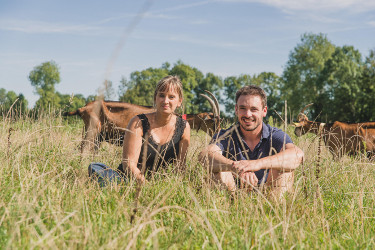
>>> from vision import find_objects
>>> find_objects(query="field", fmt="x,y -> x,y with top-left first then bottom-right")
1,111 -> 374,249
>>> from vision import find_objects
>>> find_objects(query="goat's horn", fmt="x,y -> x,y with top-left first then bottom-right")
300,103 -> 313,114
200,93 -> 218,117
204,90 -> 220,117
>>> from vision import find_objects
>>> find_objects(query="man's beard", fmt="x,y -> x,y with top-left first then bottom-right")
239,118 -> 261,131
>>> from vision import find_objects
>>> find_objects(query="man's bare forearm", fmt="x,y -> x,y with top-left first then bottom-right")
255,146 -> 304,171
200,143 -> 304,174
234,144 -> 304,173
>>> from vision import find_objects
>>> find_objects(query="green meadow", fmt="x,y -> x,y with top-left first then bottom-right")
1,111 -> 374,249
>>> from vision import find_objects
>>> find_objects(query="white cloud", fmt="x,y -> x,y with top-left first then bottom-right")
217,0 -> 375,12
134,31 -> 242,48
0,19 -> 102,35
131,31 -> 272,55
98,12 -> 180,22
0,1 -> 211,37
263,0 -> 375,12
285,12 -> 342,24
152,1 -> 213,13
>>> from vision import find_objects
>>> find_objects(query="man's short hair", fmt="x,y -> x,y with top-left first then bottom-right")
235,85 -> 267,108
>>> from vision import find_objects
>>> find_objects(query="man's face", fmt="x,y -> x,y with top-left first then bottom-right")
235,95 -> 267,132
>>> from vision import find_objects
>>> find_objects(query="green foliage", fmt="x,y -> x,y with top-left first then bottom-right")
57,93 -> 87,112
193,72 -> 223,114
115,39 -> 374,122
281,33 -> 335,119
11,34 -> 375,124
169,61 -> 204,113
27,61 -> 95,112
119,67 -> 168,106
0,88 -> 28,116
86,95 -> 98,103
223,74 -> 252,114
34,90 -> 61,110
118,61 -> 223,114
252,72 -> 282,114
358,49 -> 375,121
28,61 -> 61,110
223,73 -> 282,117
29,61 -> 61,91
1,115 -> 375,248
280,33 -> 375,122
320,46 -> 364,122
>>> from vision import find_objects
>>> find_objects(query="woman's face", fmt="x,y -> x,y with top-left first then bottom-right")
155,86 -> 182,114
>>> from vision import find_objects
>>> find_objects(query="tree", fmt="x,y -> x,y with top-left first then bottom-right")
192,72 -> 223,114
118,67 -> 168,105
5,90 -> 18,106
169,61 -> 204,113
319,46 -> 363,122
0,89 -> 18,114
0,88 -> 28,116
359,49 -> 375,121
15,94 -> 28,113
222,73 -> 282,119
252,72 -> 282,115
86,95 -> 98,103
118,61 -> 222,114
57,92 -> 87,112
28,61 -> 61,109
281,33 -> 335,120
223,74 -> 252,115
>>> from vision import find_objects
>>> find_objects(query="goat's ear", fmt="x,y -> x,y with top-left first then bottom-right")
203,114 -> 210,120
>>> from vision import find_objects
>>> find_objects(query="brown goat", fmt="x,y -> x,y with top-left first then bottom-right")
64,91 -> 220,152
294,104 -> 375,159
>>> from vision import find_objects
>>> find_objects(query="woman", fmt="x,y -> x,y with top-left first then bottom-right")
89,75 -> 190,185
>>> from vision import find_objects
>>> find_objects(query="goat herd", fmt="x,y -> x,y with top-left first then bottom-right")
64,93 -> 375,160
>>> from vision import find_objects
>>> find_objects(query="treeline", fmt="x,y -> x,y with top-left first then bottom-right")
1,33 -> 375,122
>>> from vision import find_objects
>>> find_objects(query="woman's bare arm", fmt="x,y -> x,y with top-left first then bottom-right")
122,116 -> 145,183
177,121 -> 191,167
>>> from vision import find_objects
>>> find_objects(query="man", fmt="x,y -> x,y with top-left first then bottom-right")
199,85 -> 304,197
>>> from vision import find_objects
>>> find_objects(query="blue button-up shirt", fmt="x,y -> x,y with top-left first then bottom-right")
211,122 -> 293,184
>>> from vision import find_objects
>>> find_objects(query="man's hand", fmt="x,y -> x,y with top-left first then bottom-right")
232,160 -> 261,174
239,172 -> 258,191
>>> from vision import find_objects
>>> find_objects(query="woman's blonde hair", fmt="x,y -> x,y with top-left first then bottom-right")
154,75 -> 184,109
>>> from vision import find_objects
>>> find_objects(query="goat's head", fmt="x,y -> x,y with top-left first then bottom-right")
293,103 -> 313,137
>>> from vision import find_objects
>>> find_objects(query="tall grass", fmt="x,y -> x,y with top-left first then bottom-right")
0,110 -> 374,248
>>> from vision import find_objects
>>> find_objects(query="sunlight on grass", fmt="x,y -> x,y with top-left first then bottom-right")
0,111 -> 374,248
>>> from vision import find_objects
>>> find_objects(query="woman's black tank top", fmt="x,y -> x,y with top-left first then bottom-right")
118,114 -> 186,174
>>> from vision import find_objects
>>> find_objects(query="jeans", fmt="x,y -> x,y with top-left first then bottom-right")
88,162 -> 125,187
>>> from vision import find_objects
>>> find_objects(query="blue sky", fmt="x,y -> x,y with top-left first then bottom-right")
1,0 -> 374,107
